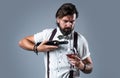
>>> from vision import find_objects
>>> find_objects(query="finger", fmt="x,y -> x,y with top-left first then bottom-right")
45,45 -> 58,52
74,55 -> 81,61
68,60 -> 75,65
47,45 -> 58,49
67,55 -> 80,61
69,60 -> 81,67
67,57 -> 76,63
71,55 -> 81,61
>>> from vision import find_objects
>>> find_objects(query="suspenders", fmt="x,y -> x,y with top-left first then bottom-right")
74,32 -> 78,50
47,29 -> 57,78
69,31 -> 78,78
47,29 -> 78,78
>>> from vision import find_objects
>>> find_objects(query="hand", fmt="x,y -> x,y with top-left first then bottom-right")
67,54 -> 84,69
37,40 -> 58,52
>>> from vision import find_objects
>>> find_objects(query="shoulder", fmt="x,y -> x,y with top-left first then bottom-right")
76,32 -> 88,44
35,28 -> 54,35
42,28 -> 54,33
34,28 -> 55,43
76,32 -> 90,60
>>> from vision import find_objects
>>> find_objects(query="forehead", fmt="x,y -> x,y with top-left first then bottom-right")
60,14 -> 76,20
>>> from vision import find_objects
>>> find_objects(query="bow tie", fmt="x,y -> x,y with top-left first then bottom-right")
57,35 -> 72,40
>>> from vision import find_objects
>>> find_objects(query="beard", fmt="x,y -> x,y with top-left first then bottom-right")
58,25 -> 73,36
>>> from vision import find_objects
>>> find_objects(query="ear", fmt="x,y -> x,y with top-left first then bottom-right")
56,17 -> 60,23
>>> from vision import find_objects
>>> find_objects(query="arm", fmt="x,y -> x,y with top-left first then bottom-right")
19,35 -> 35,51
18,35 -> 58,53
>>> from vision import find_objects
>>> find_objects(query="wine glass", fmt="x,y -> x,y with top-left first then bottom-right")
66,47 -> 79,71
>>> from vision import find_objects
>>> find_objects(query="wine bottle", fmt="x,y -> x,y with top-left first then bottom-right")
36,40 -> 68,46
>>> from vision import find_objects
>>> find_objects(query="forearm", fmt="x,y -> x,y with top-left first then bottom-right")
76,57 -> 93,74
19,38 -> 58,53
19,38 -> 34,51
81,63 -> 93,74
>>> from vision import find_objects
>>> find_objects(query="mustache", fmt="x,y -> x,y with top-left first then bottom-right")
64,27 -> 73,31
64,27 -> 71,30
62,28 -> 73,36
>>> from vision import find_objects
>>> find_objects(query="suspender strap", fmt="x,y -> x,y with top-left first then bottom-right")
49,29 -> 57,41
47,28 -> 57,78
69,70 -> 74,78
74,31 -> 78,50
69,31 -> 78,78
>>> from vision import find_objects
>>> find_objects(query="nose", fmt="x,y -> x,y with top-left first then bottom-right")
66,22 -> 72,27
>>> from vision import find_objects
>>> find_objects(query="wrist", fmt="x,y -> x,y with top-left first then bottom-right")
33,45 -> 38,55
81,64 -> 86,71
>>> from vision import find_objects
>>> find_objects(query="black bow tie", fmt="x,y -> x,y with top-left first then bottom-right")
57,35 -> 72,40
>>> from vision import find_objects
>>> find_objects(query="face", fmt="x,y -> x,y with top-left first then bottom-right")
57,14 -> 76,36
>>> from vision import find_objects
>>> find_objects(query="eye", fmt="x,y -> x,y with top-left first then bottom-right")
70,20 -> 75,23
70,21 -> 73,23
63,20 -> 68,23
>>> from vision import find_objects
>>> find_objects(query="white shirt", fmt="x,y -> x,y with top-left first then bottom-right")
34,27 -> 90,78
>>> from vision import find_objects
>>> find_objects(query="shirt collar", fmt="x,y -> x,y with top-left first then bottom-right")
56,27 -> 63,36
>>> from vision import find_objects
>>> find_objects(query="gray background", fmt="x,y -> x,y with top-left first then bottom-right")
0,0 -> 120,78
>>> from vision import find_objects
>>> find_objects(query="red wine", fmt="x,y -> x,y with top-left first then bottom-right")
66,54 -> 80,61
66,54 -> 76,58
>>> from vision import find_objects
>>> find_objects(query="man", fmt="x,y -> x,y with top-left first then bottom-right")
19,3 -> 93,78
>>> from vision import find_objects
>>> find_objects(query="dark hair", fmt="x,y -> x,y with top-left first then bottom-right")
56,3 -> 79,19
